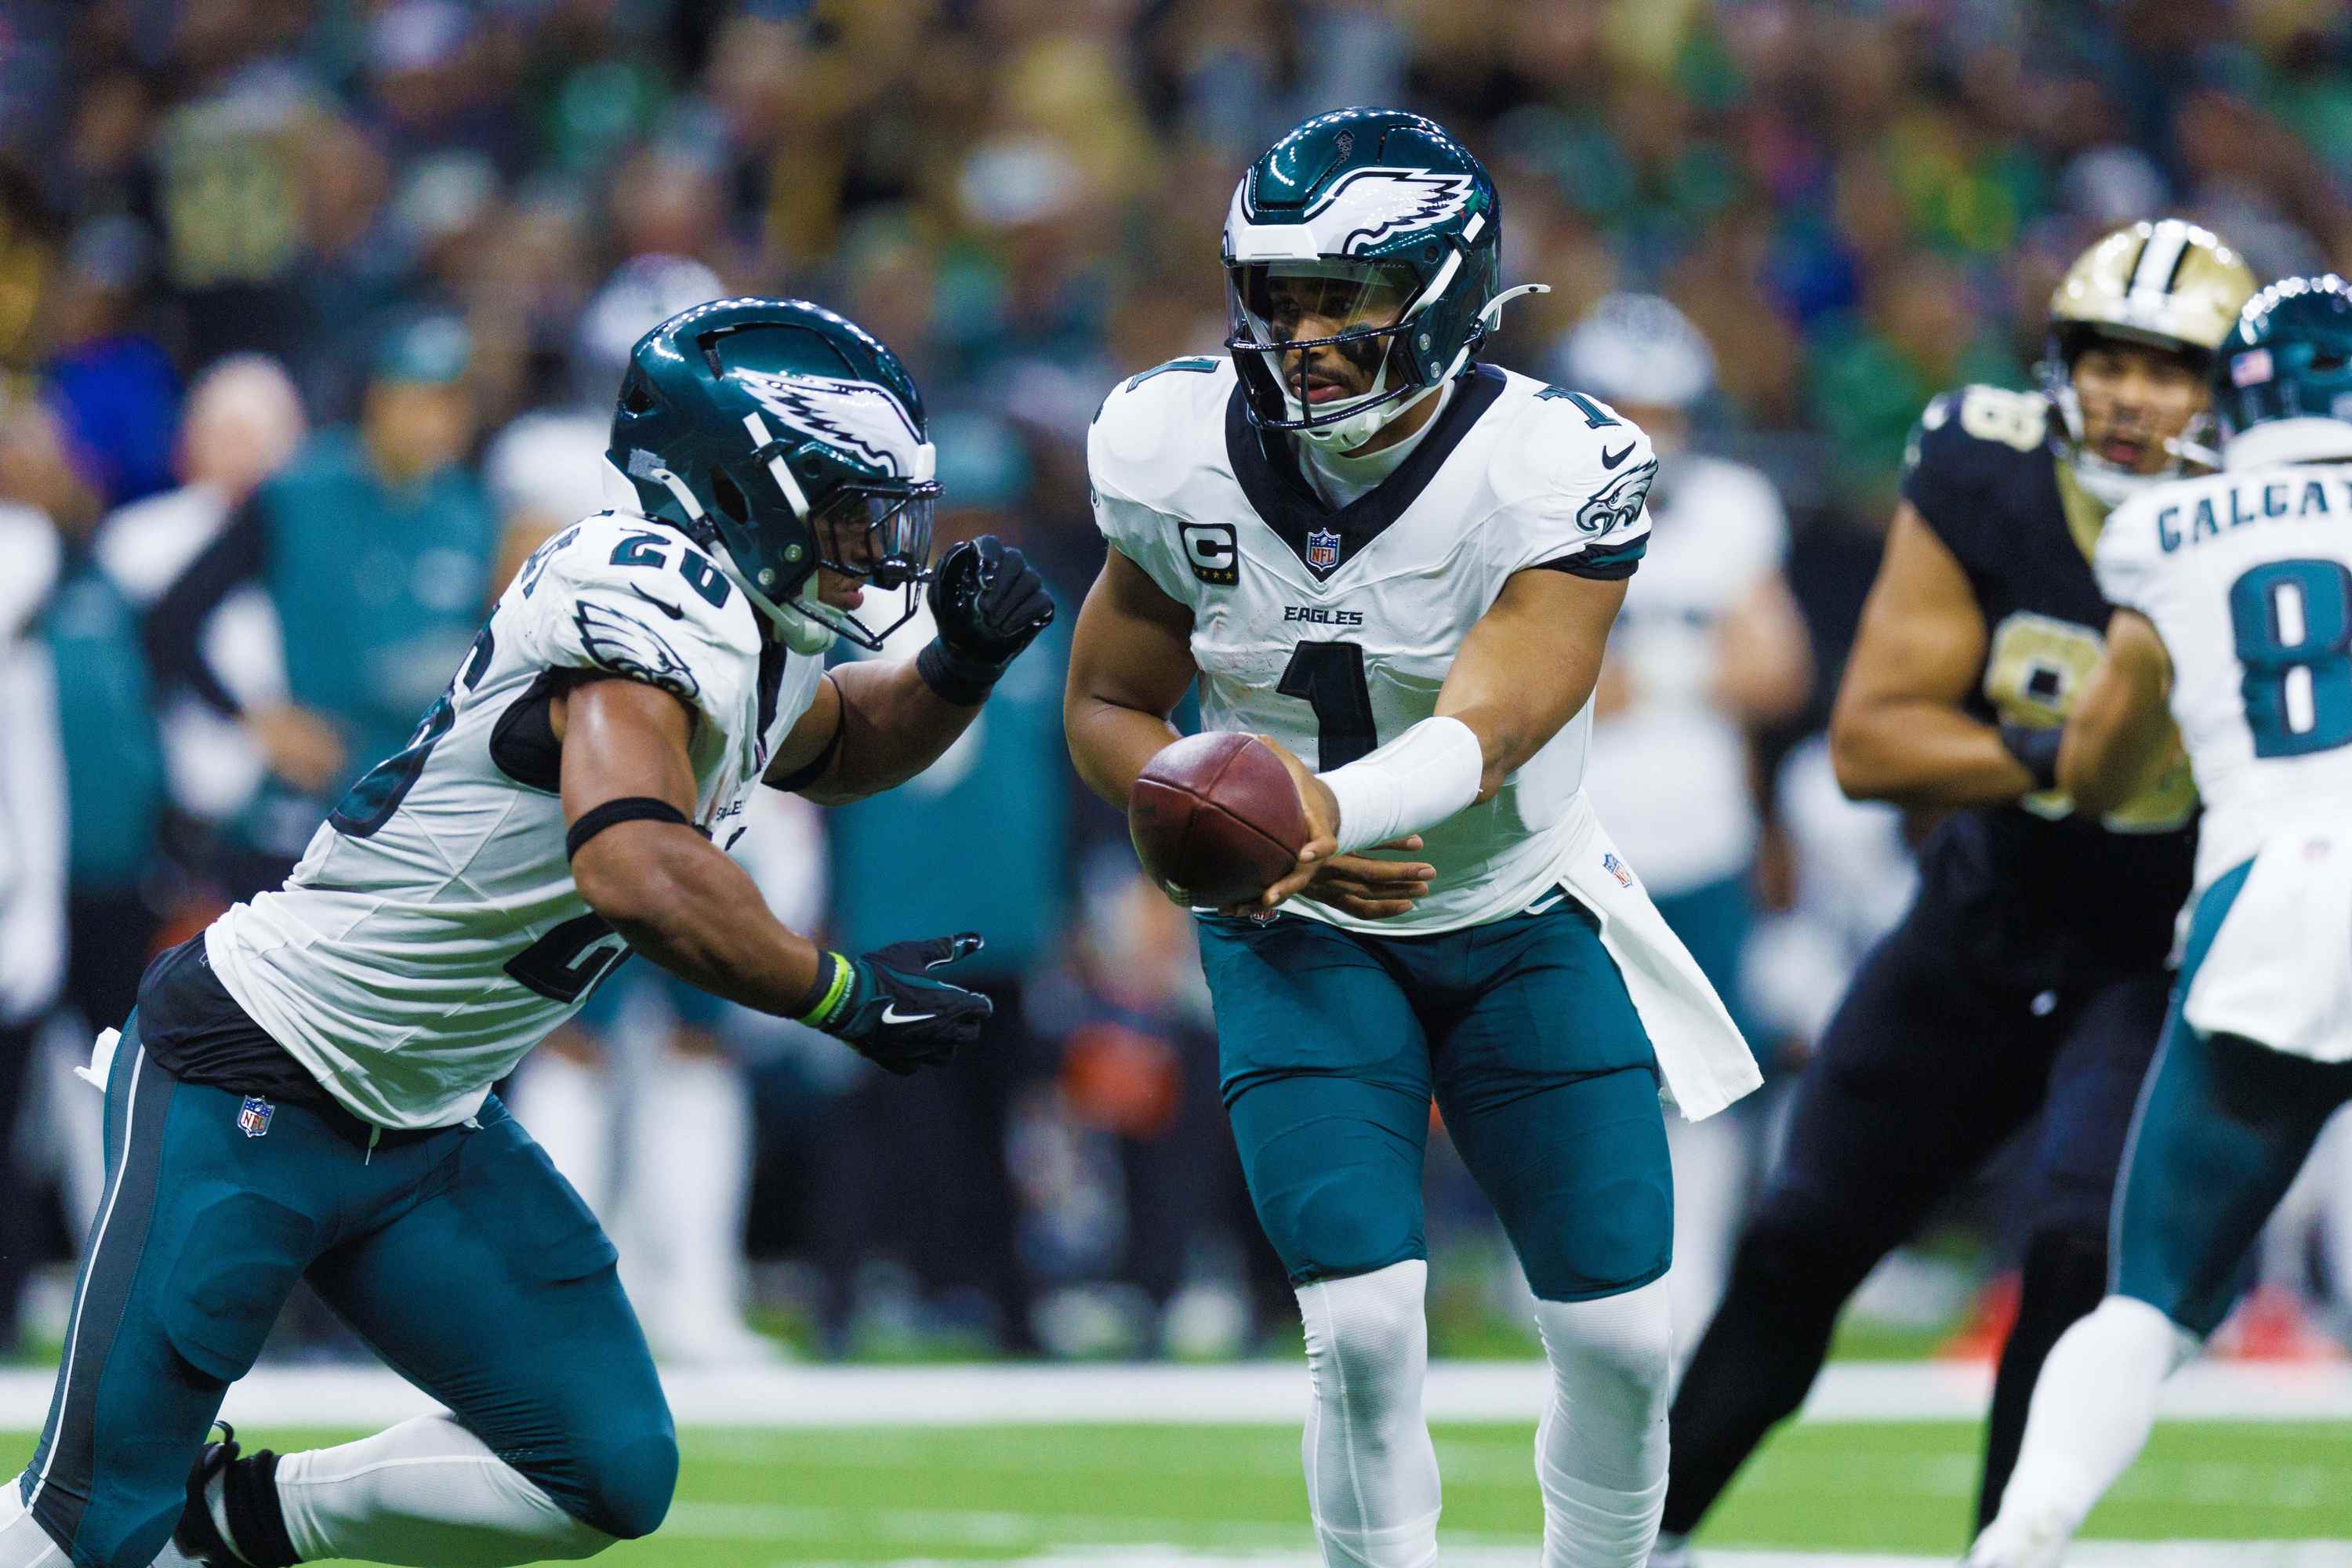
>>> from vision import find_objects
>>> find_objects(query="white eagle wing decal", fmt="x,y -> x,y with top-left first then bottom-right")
732,369 -> 921,477
1304,167 -> 1476,256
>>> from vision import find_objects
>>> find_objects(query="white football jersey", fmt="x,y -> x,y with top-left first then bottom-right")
206,511 -> 826,1128
1581,452 -> 1788,894
2097,455 -> 2352,889
1090,357 -> 1657,933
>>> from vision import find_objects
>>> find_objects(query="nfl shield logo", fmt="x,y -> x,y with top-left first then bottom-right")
1602,852 -> 1634,889
237,1097 -> 274,1138
1306,528 -> 1341,570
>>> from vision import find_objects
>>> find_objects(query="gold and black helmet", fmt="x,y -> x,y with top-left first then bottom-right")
2049,218 -> 2257,372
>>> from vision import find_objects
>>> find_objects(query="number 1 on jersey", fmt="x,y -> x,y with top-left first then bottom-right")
1279,641 -> 1377,768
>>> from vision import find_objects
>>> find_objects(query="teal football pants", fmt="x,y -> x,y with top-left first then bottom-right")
16,1015 -> 675,1568
2113,858 -> 2352,1337
1196,896 -> 1672,1302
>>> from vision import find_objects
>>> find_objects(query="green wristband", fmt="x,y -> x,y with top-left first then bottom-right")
797,951 -> 855,1028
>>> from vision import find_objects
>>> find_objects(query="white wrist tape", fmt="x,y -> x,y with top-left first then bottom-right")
1319,716 -> 1484,856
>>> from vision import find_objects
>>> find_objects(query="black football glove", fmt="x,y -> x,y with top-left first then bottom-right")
916,536 -> 1055,704
803,932 -> 995,1075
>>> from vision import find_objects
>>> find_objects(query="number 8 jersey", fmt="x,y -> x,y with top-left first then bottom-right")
205,512 -> 826,1130
2096,455 -> 2352,893
1089,357 -> 1656,933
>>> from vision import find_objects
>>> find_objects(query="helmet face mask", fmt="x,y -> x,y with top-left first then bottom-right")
608,299 -> 941,652
1226,257 -> 1428,439
2038,218 -> 2258,503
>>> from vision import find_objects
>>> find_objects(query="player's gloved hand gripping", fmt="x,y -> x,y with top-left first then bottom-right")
916,536 -> 1057,704
797,933 -> 995,1075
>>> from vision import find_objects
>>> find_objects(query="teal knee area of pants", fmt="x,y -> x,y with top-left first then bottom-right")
1234,1102 -> 1428,1286
74,1495 -> 185,1568
532,1417 -> 679,1541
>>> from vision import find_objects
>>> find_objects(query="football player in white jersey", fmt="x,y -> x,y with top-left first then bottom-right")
1968,278 -> 2352,1566
1065,108 -> 1759,1568
0,299 -> 1055,1568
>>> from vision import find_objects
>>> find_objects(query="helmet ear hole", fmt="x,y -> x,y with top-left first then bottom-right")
712,468 -> 750,526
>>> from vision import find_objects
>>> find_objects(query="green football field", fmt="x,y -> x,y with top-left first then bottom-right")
15,1419 -> 2345,1564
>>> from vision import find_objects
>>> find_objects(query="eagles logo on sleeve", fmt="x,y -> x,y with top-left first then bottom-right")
1577,459 -> 1657,535
572,599 -> 702,701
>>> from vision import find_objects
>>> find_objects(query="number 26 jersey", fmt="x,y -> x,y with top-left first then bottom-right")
1089,357 -> 1656,934
205,512 -> 826,1130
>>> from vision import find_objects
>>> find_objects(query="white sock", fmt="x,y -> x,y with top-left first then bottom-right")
1296,1261 -> 1442,1568
274,1416 -> 617,1566
510,1049 -> 613,1218
1970,1296 -> 2198,1566
621,1048 -> 757,1359
0,1475 -> 69,1567
1531,1278 -> 1674,1568
1664,1114 -> 1747,1384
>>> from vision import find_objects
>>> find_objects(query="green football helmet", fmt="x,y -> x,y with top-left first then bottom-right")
2214,274 -> 2352,465
1223,107 -> 1542,451
605,297 -> 940,652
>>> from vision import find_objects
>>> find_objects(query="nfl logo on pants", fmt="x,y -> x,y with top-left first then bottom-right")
1307,528 -> 1340,570
238,1096 -> 274,1138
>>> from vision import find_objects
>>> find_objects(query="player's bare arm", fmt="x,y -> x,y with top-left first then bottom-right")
561,673 -> 992,1073
766,534 -> 1055,804
1065,547 -> 1435,919
560,674 -> 832,1012
1715,570 -> 1814,723
2056,608 -> 2178,816
1828,502 -> 2041,805
1253,567 -> 1628,909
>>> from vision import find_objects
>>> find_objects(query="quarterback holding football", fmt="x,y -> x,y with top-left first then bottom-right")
0,299 -> 1054,1568
1065,107 -> 1758,1568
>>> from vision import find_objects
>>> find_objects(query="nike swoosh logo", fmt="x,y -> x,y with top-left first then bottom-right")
1600,442 -> 1636,470
628,585 -> 686,620
880,1004 -> 936,1025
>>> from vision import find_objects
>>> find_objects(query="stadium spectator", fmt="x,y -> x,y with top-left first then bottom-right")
0,397 -> 74,1352
153,314 -> 496,895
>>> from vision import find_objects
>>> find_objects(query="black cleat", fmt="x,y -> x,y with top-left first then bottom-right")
173,1421 -> 241,1566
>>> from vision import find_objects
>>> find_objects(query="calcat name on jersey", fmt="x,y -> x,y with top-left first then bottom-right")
2150,472 -> 2349,552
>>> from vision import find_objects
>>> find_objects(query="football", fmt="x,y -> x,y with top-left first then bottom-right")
1128,732 -> 1310,908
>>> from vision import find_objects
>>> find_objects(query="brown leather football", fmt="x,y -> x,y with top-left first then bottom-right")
1128,732 -> 1309,908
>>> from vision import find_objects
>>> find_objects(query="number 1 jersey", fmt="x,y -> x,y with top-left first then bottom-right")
205,512 -> 826,1129
1088,358 -> 1656,934
2097,456 -> 2352,892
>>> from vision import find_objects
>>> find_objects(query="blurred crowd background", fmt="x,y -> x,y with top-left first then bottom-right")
3,0 -> 2352,1367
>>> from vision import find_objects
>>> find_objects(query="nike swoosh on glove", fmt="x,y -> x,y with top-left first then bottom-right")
916,536 -> 1056,703
813,932 -> 995,1075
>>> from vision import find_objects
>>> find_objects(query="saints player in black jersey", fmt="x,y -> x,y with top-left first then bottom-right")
1651,220 -> 2258,1566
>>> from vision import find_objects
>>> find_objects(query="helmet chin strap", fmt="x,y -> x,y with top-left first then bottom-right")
1286,283 -> 1553,454
2045,383 -> 2209,507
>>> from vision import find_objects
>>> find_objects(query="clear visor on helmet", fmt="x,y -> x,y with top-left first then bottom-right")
800,480 -> 941,648
1225,258 -> 1422,428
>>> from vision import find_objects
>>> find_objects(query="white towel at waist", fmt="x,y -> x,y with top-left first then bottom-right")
2183,826 -> 2352,1065
1552,795 -> 1762,1121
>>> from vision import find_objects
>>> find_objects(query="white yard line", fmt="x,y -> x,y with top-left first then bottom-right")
0,1357 -> 2340,1431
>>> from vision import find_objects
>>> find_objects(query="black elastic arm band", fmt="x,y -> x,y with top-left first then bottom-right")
1998,722 -> 2064,793
564,796 -> 693,859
